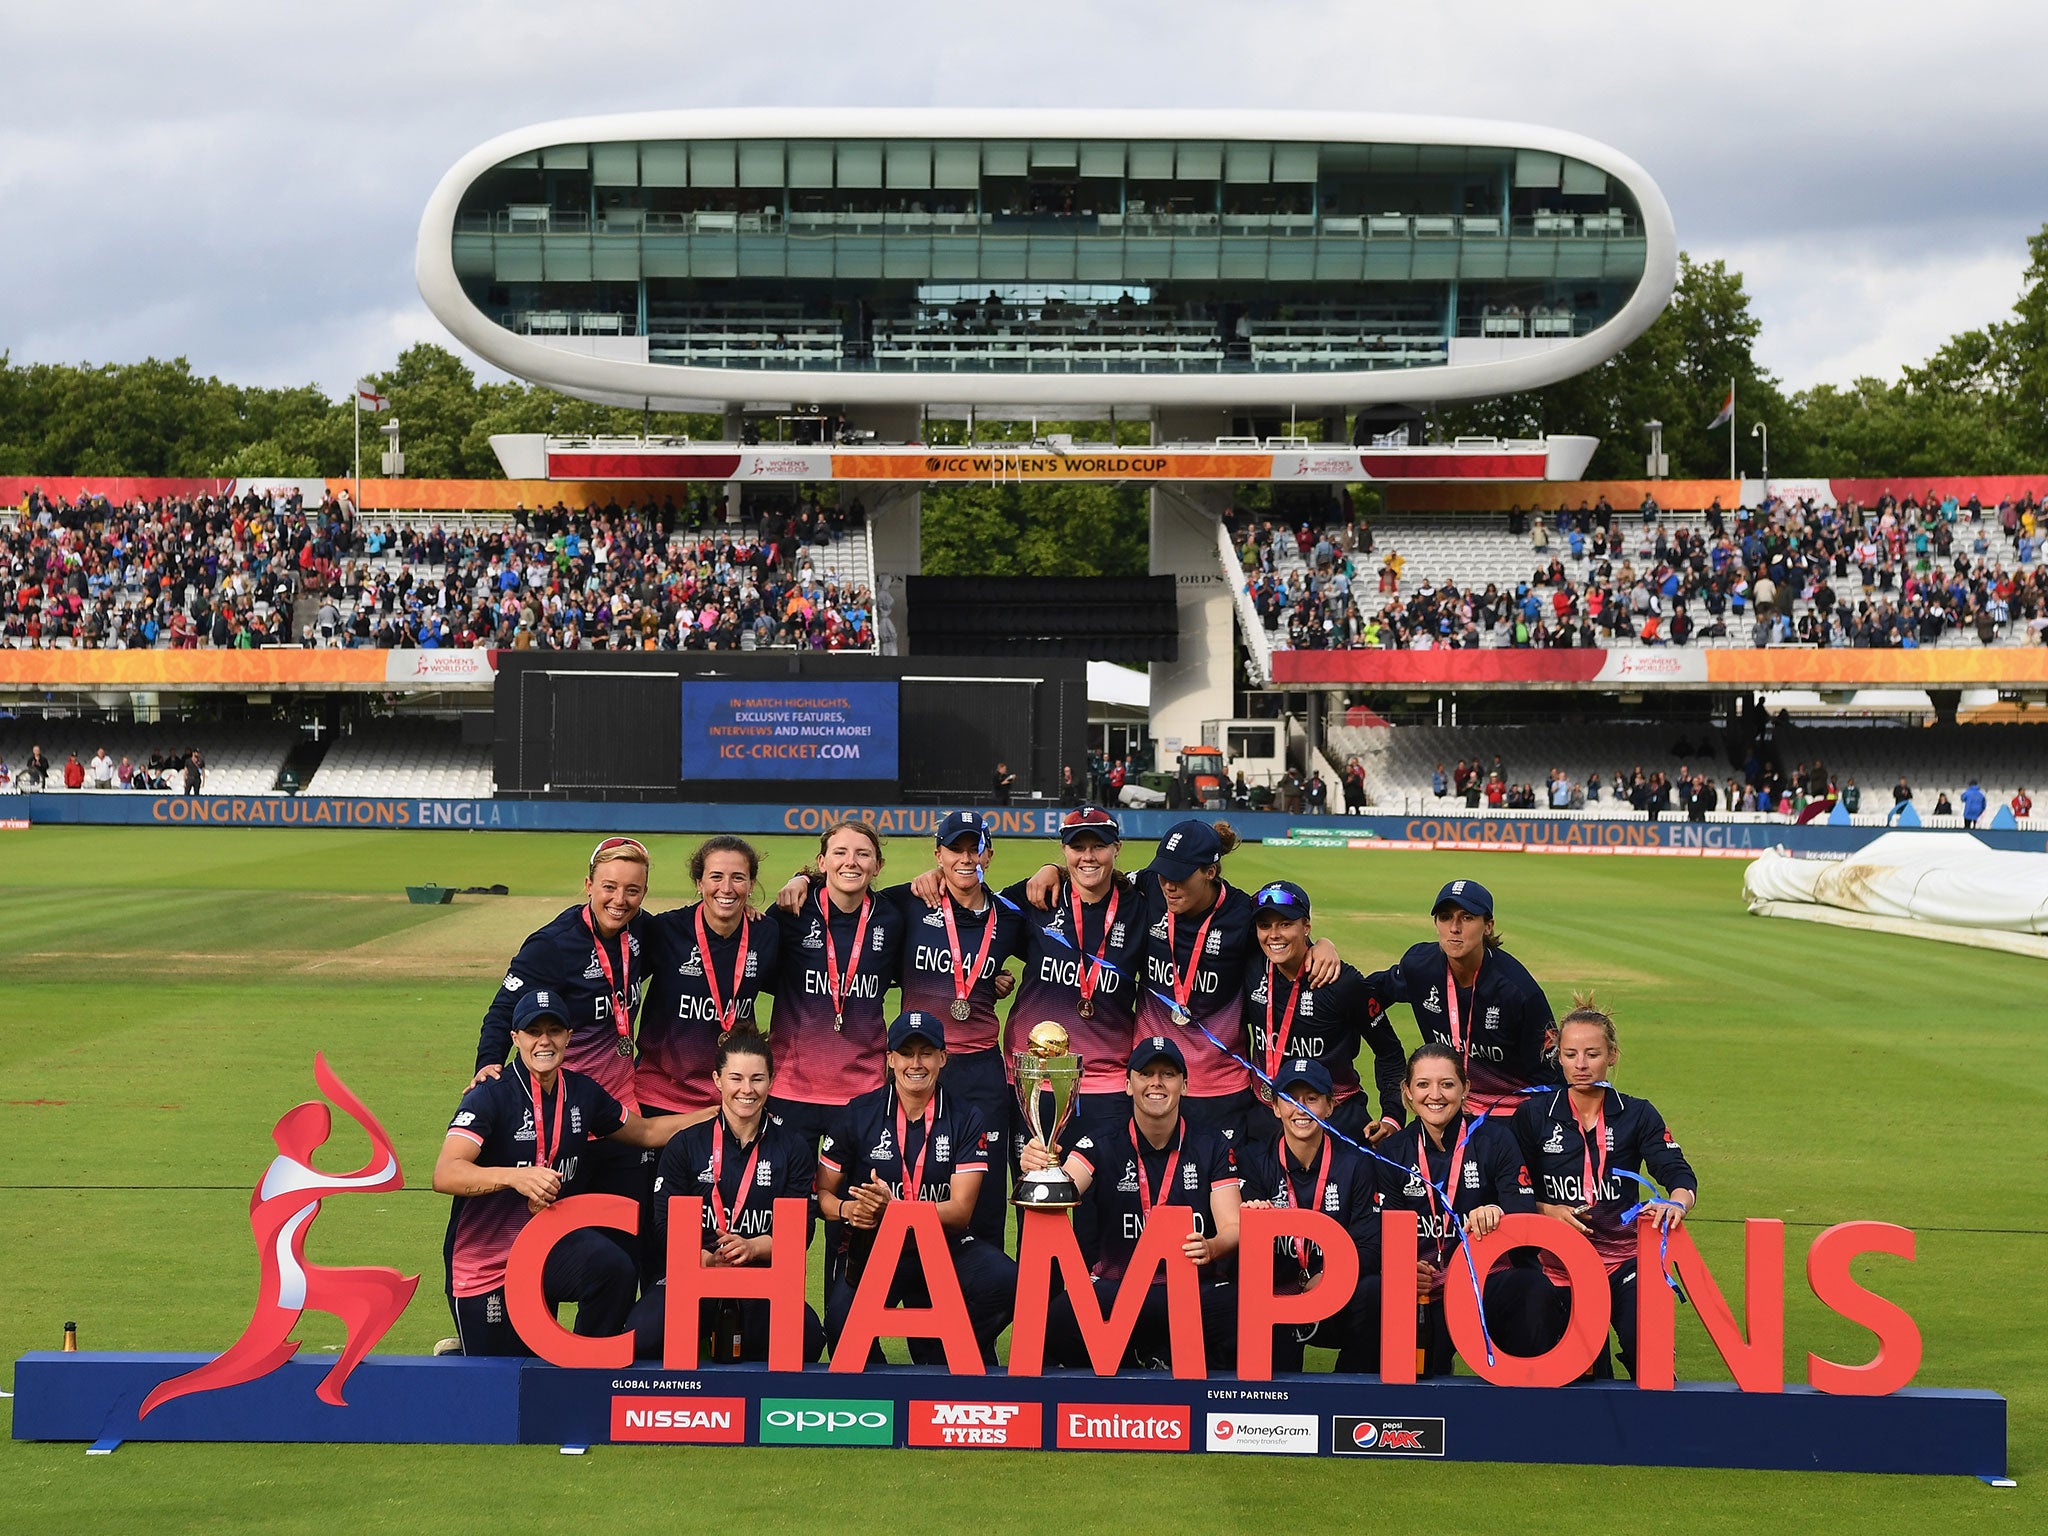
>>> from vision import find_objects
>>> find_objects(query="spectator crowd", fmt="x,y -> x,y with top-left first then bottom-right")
1238,489 -> 2048,652
3,485 -> 879,653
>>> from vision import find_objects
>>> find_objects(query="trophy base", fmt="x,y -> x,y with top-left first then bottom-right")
1011,1170 -> 1082,1211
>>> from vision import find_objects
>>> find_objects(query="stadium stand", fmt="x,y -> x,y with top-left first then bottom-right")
302,718 -> 495,799
0,722 -> 295,795
1233,494 -> 2048,652
1326,717 -> 2046,824
2,487 -> 878,653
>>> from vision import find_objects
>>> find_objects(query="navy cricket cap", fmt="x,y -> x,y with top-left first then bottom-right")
887,1010 -> 947,1052
1127,1035 -> 1188,1074
1147,819 -> 1223,881
1432,878 -> 1494,919
1059,804 -> 1122,844
511,987 -> 570,1033
935,809 -> 992,850
1253,879 -> 1312,921
1274,1057 -> 1333,1097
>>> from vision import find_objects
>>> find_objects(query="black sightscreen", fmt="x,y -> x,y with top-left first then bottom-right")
900,679 -> 1037,797
905,576 -> 1177,661
546,672 -> 680,789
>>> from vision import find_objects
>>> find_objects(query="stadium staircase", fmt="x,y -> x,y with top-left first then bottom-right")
302,718 -> 495,799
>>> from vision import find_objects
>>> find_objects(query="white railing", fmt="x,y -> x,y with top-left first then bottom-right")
1217,516 -> 1272,686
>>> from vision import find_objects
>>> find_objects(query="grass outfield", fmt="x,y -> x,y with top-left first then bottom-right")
1,825 -> 2041,1534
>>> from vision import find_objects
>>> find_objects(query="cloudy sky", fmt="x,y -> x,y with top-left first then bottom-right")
4,2 -> 2043,398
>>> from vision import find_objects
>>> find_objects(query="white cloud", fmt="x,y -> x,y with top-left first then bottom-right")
1,2 -> 2042,396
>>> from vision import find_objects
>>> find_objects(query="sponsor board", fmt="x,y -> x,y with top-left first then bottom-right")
1332,1415 -> 1446,1457
758,1398 -> 895,1446
1055,1404 -> 1190,1451
907,1400 -> 1043,1448
1205,1412 -> 1318,1454
609,1395 -> 745,1443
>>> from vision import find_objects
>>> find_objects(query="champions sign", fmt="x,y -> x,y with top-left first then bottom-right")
15,1058 -> 2003,1474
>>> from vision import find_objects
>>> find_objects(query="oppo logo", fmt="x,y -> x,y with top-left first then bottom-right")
759,1398 -> 894,1445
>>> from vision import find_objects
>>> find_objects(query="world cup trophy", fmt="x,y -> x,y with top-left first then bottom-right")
1012,1021 -> 1083,1209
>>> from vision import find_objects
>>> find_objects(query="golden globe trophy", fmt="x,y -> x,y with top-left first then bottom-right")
1011,1021 -> 1083,1209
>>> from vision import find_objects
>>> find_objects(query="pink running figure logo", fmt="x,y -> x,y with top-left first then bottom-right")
140,1054 -> 418,1417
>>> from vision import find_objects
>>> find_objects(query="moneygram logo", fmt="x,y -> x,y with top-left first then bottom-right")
1205,1412 -> 1317,1454
1056,1404 -> 1190,1451
1332,1415 -> 1446,1457
759,1398 -> 894,1446
908,1401 -> 1044,1448
609,1395 -> 744,1444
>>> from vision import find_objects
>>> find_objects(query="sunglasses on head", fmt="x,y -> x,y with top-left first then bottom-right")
589,835 -> 650,873
1254,886 -> 1305,908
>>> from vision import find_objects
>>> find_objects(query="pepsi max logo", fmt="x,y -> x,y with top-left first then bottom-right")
1332,1415 -> 1444,1457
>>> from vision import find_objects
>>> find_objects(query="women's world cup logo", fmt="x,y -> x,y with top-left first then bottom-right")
139,1053 -> 418,1418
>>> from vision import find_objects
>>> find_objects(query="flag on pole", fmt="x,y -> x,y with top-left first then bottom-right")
1707,383 -> 1735,430
355,380 -> 389,413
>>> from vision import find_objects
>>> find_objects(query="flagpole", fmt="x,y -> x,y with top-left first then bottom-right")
353,391 -> 361,515
1728,376 -> 1736,482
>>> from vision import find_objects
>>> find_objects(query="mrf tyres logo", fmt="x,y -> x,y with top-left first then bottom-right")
759,1398 -> 894,1446
908,1400 -> 1044,1448
1332,1415 -> 1447,1457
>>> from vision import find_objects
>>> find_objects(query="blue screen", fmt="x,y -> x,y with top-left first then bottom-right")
680,681 -> 900,781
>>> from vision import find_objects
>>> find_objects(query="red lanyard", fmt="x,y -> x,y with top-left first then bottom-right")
1164,885 -> 1226,1020
1418,1117 -> 1472,1261
1262,961 -> 1305,1084
1443,951 -> 1482,1065
708,1116 -> 763,1233
1130,1120 -> 1185,1210
1071,881 -> 1119,1016
819,888 -> 875,1031
525,1065 -> 565,1170
694,905 -> 750,1029
1578,1097 -> 1610,1209
894,1092 -> 936,1203
581,905 -> 633,1052
1284,1135 -> 1334,1271
940,891 -> 1000,1014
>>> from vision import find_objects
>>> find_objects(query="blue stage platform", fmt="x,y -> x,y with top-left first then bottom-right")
10,1354 -> 2007,1475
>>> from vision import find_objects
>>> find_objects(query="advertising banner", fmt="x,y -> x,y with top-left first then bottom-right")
1271,648 -> 2048,690
680,681 -> 899,781
0,649 -> 496,691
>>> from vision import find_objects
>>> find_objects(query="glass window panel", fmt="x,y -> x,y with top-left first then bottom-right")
639,235 -> 689,278
1128,142 -> 1174,179
981,236 -> 1027,279
1079,141 -> 1125,178
1224,143 -> 1270,183
641,143 -> 690,187
1561,158 -> 1608,197
1171,238 -> 1219,278
1417,145 -> 1469,172
494,241 -> 542,282
787,241 -> 834,278
452,234 -> 493,277
689,142 -> 736,187
835,235 -> 882,276
738,237 -> 785,278
1220,239 -> 1268,279
837,142 -> 882,187
883,237 -> 931,278
1177,143 -> 1222,179
592,236 -> 640,281
1031,141 -> 1078,168
1026,236 -> 1076,280
591,142 -> 638,186
886,142 -> 932,188
788,142 -> 835,187
1075,239 -> 1124,281
982,142 -> 1028,177
541,144 -> 588,170
933,142 -> 980,187
502,152 -> 540,170
738,141 -> 785,186
1368,143 -> 1418,173
1514,150 -> 1561,188
543,236 -> 591,281
691,236 -> 738,278
1272,143 -> 1319,182
1267,243 -> 1313,280
931,237 -> 979,279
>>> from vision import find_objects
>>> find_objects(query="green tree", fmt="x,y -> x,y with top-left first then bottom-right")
1432,253 -> 1791,479
921,481 -> 1147,577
